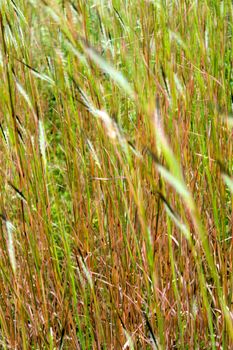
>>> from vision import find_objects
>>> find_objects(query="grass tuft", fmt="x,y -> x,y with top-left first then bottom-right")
0,0 -> 232,348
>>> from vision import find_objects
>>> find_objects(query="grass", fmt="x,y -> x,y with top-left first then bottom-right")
0,0 -> 232,348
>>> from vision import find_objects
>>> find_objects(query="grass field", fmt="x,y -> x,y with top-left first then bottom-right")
0,0 -> 232,348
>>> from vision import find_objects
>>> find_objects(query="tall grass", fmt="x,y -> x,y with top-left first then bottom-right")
0,0 -> 232,348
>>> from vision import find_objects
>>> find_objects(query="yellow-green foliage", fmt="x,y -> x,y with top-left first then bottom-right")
0,0 -> 232,349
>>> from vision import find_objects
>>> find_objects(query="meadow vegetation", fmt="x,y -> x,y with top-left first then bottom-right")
0,0 -> 232,348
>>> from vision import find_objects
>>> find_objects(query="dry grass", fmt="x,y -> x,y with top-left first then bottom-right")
0,0 -> 232,349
